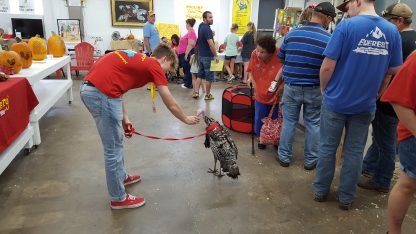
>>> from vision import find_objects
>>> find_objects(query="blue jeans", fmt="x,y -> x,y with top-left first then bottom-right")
179,54 -> 192,88
80,84 -> 127,202
362,110 -> 398,188
198,56 -> 215,82
254,100 -> 279,136
278,84 -> 322,166
399,137 -> 416,180
313,103 -> 374,204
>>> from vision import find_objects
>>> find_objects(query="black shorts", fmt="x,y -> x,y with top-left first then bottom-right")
224,55 -> 237,60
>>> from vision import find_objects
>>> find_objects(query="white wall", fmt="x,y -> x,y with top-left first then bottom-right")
42,0 -> 69,39
0,0 -> 46,35
82,0 -> 232,53
2,0 -> 262,53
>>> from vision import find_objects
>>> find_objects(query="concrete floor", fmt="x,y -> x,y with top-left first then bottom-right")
0,78 -> 415,234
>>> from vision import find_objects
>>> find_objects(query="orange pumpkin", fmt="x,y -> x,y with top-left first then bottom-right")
48,31 -> 65,57
10,38 -> 32,68
28,35 -> 47,60
0,51 -> 23,74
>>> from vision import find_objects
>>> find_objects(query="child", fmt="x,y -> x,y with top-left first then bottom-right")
190,47 -> 205,98
224,24 -> 239,83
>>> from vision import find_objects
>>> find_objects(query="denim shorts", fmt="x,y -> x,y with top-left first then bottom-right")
242,56 -> 250,62
225,55 -> 237,60
399,137 -> 416,180
198,56 -> 215,82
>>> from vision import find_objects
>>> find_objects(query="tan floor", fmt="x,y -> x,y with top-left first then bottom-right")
0,77 -> 415,234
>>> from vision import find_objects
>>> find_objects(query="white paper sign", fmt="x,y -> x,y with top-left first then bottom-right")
0,0 -> 10,13
68,0 -> 81,7
19,0 -> 35,13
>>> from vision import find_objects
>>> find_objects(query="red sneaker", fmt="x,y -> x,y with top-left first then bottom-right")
110,194 -> 145,209
123,175 -> 141,186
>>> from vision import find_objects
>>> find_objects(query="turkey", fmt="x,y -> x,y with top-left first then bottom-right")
204,116 -> 240,179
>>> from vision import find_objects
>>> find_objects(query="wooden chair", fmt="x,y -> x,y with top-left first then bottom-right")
70,42 -> 95,77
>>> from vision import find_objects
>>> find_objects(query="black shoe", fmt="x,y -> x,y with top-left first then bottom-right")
258,143 -> 266,150
304,164 -> 316,171
339,202 -> 353,211
335,194 -> 353,210
357,178 -> 389,193
276,157 -> 290,167
313,193 -> 328,202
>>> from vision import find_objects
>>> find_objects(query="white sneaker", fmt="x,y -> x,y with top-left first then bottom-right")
227,75 -> 235,83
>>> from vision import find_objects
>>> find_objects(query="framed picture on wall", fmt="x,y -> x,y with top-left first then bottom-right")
57,19 -> 82,43
111,0 -> 153,27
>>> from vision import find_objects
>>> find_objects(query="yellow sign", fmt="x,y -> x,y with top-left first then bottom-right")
186,5 -> 203,20
210,60 -> 224,72
156,23 -> 180,41
232,0 -> 252,36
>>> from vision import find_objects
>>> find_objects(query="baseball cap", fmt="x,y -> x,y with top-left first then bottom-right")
337,0 -> 351,12
148,10 -> 155,16
382,3 -> 413,19
314,2 -> 337,18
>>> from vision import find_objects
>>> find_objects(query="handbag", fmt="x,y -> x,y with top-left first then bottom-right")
259,101 -> 283,145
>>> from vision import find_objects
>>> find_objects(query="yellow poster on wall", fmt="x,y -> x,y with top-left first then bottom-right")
186,5 -> 203,20
232,0 -> 252,36
156,23 -> 180,41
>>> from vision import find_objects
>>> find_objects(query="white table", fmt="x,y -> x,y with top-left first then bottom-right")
11,56 -> 73,146
0,125 -> 33,174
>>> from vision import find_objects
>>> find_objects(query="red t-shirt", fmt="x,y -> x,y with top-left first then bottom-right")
381,52 -> 416,143
85,50 -> 168,98
247,48 -> 283,105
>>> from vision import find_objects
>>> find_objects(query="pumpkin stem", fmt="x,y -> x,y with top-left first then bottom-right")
16,37 -> 22,43
51,31 -> 57,35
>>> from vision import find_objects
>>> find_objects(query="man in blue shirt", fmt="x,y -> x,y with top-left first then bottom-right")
313,0 -> 403,210
143,10 -> 161,56
194,11 -> 219,101
276,2 -> 335,170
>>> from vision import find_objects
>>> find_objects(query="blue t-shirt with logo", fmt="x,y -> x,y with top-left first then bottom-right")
197,23 -> 214,57
323,15 -> 403,114
143,22 -> 161,53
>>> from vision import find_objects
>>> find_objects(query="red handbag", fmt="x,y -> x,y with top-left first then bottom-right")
259,102 -> 283,145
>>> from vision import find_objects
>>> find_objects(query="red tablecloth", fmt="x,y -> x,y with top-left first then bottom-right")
0,78 -> 38,153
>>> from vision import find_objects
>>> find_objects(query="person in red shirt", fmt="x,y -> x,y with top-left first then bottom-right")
247,35 -> 283,149
80,44 -> 200,210
381,51 -> 416,233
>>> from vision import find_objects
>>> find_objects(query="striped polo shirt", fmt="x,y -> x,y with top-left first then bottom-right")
278,22 -> 331,85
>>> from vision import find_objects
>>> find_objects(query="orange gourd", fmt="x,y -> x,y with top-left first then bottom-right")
48,31 -> 66,57
28,35 -> 47,60
10,38 -> 32,68
0,51 -> 23,74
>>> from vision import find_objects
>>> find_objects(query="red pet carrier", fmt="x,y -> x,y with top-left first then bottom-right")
222,85 -> 255,133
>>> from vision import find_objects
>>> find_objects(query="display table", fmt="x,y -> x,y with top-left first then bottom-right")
0,78 -> 39,174
111,39 -> 142,52
218,53 -> 243,63
10,56 -> 73,146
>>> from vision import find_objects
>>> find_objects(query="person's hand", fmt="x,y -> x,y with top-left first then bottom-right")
185,53 -> 189,61
122,118 -> 134,138
247,78 -> 253,86
184,116 -> 200,125
276,85 -> 284,97
214,56 -> 219,63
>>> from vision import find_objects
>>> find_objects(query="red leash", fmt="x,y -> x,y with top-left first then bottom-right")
124,122 -> 222,141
